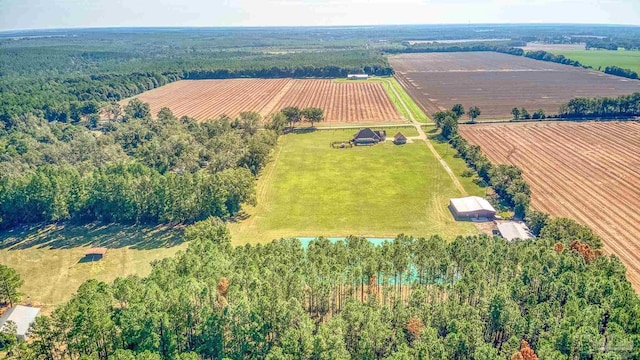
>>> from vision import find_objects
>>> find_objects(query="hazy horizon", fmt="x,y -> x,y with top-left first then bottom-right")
1,0 -> 639,32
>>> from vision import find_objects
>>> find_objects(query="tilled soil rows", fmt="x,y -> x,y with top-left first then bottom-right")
124,79 -> 404,123
460,121 -> 640,292
389,52 -> 640,119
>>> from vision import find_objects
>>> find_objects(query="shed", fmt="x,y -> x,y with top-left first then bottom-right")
393,132 -> 407,145
449,196 -> 496,220
0,305 -> 40,340
347,74 -> 369,80
84,247 -> 108,262
352,128 -> 386,145
496,221 -> 534,242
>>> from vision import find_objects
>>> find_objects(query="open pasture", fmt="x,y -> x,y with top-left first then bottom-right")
0,223 -> 187,313
459,121 -> 640,291
389,52 -> 640,119
124,79 -> 405,124
227,128 -> 484,244
549,49 -> 640,74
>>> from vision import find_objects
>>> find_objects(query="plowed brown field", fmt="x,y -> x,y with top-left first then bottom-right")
123,79 -> 404,124
459,121 -> 640,291
389,52 -> 640,119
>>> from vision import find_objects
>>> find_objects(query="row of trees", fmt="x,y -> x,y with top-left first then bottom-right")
559,92 -> 640,118
280,106 -> 325,128
387,43 -> 525,56
524,50 -> 584,67
432,104 -> 481,139
604,66 -> 639,80
432,104 -> 531,218
511,107 -> 546,121
5,216 -> 638,359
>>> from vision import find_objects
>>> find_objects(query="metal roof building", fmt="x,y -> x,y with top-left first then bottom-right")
496,221 -> 535,242
449,196 -> 496,220
347,74 -> 369,80
0,305 -> 41,340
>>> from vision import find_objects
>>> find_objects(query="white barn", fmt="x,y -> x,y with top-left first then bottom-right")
449,196 -> 496,220
496,221 -> 535,242
347,74 -> 369,80
0,305 -> 41,340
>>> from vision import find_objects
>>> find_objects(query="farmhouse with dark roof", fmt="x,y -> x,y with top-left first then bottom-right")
351,128 -> 386,145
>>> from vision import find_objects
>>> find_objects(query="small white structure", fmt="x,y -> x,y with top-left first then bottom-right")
0,305 -> 41,340
449,196 -> 496,220
496,221 -> 535,242
347,74 -> 369,80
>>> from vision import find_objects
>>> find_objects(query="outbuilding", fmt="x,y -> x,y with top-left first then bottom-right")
495,221 -> 534,241
347,74 -> 369,80
84,247 -> 108,262
393,132 -> 407,145
0,305 -> 41,340
449,196 -> 496,220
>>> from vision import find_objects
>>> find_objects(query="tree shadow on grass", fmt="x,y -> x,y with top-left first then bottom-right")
0,222 -> 185,251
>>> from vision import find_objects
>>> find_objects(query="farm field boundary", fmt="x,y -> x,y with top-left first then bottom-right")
123,78 -> 407,125
459,121 -> 640,292
389,52 -> 640,120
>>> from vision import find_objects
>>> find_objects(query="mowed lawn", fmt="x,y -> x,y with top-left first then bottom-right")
551,49 -> 640,74
0,223 -> 188,313
228,128 -> 482,244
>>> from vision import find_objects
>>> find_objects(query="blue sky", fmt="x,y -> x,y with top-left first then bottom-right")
0,0 -> 639,31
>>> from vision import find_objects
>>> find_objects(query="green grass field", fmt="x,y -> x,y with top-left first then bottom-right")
0,223 -> 188,313
334,77 -> 431,123
228,128 -> 482,244
551,49 -> 640,74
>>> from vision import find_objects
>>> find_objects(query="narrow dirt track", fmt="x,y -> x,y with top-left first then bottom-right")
460,121 -> 640,292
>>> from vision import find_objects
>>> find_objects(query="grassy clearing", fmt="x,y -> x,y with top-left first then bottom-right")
334,77 -> 431,123
423,126 -> 488,197
228,129 -> 481,245
0,223 -> 188,313
550,49 -> 640,74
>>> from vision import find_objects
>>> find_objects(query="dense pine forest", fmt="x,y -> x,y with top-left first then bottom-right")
2,218 -> 637,359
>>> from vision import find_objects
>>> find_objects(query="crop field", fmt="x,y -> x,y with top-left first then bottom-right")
548,49 -> 640,74
227,128 -> 484,244
459,121 -> 640,291
124,78 -> 405,124
389,52 -> 640,119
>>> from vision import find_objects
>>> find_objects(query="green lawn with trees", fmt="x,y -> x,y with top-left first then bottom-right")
228,128 -> 483,244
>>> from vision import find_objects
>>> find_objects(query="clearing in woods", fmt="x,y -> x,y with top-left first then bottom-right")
389,52 -> 640,119
0,223 -> 187,313
459,121 -> 640,292
227,127 -> 484,245
124,78 -> 406,125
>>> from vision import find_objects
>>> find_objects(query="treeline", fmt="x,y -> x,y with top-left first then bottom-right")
6,217 -> 637,359
449,135 -> 531,218
386,43 -> 525,56
183,65 -> 393,80
559,92 -> 640,118
604,65 -> 639,80
586,38 -> 640,51
524,50 -> 583,67
433,106 -> 531,218
0,72 -> 182,121
0,103 -> 277,229
0,164 -> 254,228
